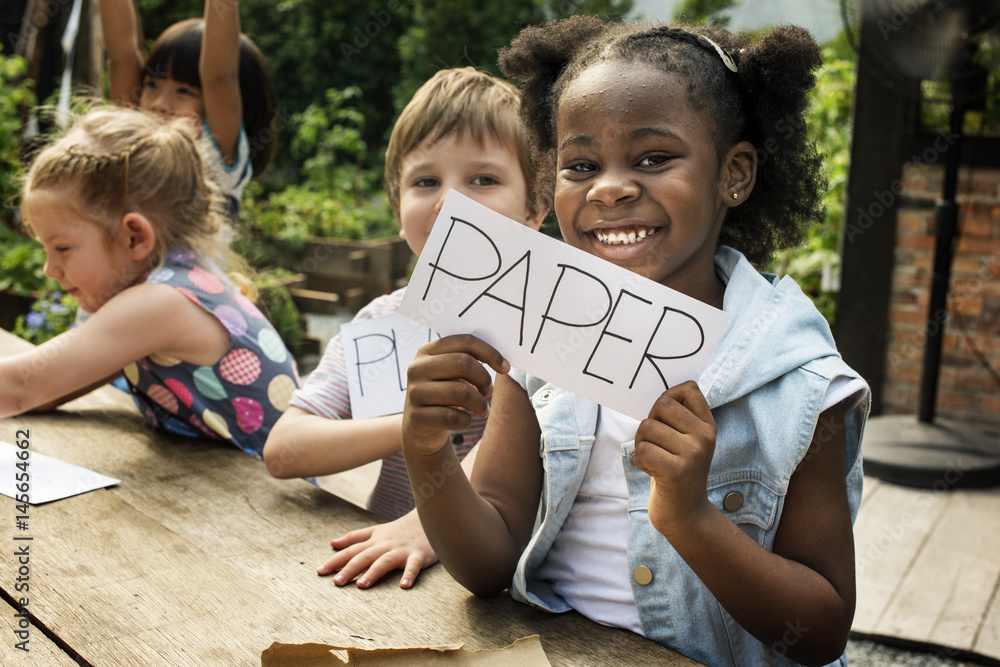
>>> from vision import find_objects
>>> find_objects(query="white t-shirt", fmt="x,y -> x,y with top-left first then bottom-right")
536,376 -> 868,633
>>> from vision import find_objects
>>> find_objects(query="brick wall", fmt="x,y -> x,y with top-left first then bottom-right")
882,163 -> 1000,433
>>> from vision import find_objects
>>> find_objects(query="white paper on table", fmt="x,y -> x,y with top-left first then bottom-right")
0,441 -> 120,504
398,190 -> 732,422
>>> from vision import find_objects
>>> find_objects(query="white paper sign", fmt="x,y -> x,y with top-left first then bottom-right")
398,190 -> 732,421
341,314 -> 442,419
0,441 -> 120,505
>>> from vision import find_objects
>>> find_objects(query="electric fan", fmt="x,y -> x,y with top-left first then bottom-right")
842,0 -> 1000,102
840,0 -> 1000,488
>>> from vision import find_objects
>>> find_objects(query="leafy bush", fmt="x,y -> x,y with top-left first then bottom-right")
293,87 -> 377,194
238,85 -> 397,259
255,186 -> 394,244
770,43 -> 857,327
0,45 -> 67,345
0,46 -> 34,228
670,0 -> 737,27
0,223 -> 58,296
251,269 -> 303,354
0,45 -> 49,300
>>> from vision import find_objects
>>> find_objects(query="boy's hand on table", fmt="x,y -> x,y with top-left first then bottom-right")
319,510 -> 438,589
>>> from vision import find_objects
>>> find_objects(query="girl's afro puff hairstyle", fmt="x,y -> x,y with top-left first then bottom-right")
498,16 -> 826,267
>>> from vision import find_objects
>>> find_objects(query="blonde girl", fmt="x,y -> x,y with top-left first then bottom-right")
0,107 -> 298,458
265,67 -> 548,589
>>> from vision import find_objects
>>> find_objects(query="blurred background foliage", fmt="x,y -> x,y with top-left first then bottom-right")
776,35 -> 857,327
0,44 -> 59,303
0,45 -> 34,232
137,0 -> 633,183
2,0 -> 870,345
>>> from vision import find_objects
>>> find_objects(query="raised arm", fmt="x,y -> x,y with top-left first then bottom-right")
200,0 -> 243,164
99,0 -> 145,106
402,335 -> 542,596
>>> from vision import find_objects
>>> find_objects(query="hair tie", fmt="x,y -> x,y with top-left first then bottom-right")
700,36 -> 738,73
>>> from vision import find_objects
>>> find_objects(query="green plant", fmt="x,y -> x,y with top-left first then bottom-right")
0,47 -> 72,340
394,0 -> 632,110
0,46 -> 34,228
251,269 -> 303,354
13,291 -> 79,345
670,0 -> 738,27
770,43 -> 856,327
238,86 -> 398,254
239,184 -> 396,251
0,222 -> 59,296
292,87 -> 377,198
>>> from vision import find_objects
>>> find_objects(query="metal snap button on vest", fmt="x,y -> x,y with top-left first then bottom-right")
538,389 -> 554,402
723,492 -> 744,511
632,565 -> 653,586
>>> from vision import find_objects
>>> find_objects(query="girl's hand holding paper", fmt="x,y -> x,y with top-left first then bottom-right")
402,334 -> 509,457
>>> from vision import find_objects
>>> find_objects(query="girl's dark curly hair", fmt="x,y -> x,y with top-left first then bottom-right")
498,16 -> 825,267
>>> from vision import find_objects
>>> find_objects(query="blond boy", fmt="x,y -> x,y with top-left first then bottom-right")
263,67 -> 547,588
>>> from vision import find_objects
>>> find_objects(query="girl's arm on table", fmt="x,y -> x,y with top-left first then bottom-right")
318,443 -> 482,589
0,283 -> 228,419
634,382 -> 855,666
402,335 -> 542,597
263,408 -> 406,478
200,0 -> 243,163
99,0 -> 145,106
27,373 -> 122,412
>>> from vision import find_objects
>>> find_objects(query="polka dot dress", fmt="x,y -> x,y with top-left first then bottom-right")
124,250 -> 300,458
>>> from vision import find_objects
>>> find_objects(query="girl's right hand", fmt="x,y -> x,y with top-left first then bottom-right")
402,334 -> 509,457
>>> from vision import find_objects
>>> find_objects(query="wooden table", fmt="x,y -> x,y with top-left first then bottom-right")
0,330 -> 699,666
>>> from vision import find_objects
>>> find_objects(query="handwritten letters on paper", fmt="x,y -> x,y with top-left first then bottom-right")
341,314 -> 441,420
396,190 -> 730,421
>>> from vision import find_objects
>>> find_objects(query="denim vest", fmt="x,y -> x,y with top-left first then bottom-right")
509,247 -> 868,667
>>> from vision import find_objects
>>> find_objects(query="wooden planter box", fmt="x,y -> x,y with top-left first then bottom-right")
269,236 -> 413,313
0,290 -> 34,332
